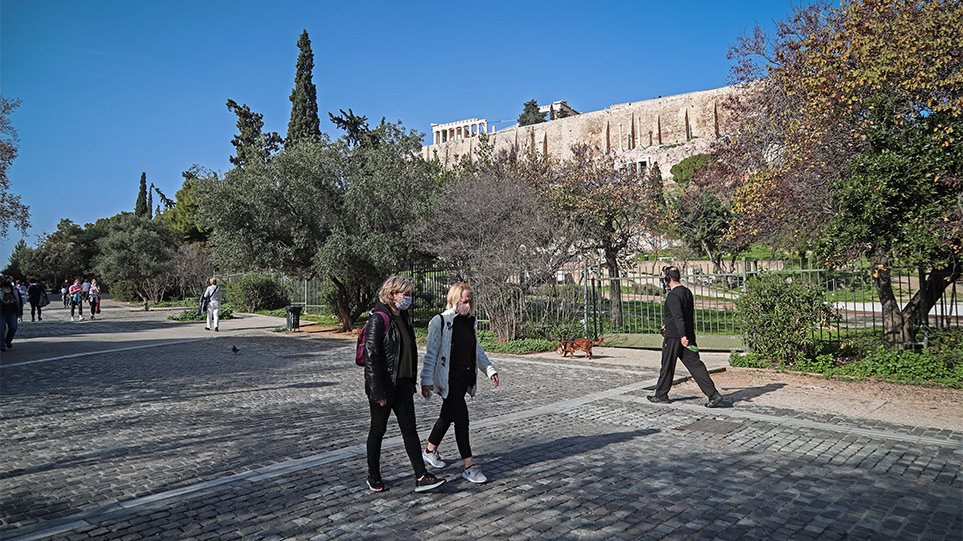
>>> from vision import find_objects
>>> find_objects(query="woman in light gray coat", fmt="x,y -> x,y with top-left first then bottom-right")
420,282 -> 499,484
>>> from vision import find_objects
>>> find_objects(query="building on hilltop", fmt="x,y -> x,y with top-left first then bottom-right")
421,85 -> 740,179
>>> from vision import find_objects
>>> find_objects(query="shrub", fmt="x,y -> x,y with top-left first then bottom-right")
729,351 -> 770,368
225,274 -> 289,313
831,347 -> 961,387
736,273 -> 836,368
477,330 -> 556,355
168,306 -> 234,321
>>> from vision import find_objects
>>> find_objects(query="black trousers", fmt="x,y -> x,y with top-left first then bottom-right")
366,378 -> 426,479
29,301 -> 41,320
70,300 -> 84,317
654,336 -> 719,399
427,371 -> 472,460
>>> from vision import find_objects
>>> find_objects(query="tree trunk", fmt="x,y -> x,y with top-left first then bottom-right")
874,264 -> 960,347
330,275 -> 354,332
604,248 -> 624,330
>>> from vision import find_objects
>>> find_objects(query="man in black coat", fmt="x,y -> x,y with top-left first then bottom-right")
648,266 -> 725,407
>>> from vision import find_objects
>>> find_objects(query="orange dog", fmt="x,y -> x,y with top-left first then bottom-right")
556,337 -> 604,359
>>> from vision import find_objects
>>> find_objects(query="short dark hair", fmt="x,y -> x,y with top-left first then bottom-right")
666,266 -> 681,282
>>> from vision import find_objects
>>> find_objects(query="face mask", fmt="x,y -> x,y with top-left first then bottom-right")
456,302 -> 471,316
395,295 -> 413,311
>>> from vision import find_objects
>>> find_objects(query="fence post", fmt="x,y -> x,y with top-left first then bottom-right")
582,262 -> 589,340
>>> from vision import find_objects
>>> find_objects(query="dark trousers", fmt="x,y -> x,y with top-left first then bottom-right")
366,378 -> 426,479
427,372 -> 472,459
30,301 -> 42,320
0,311 -> 18,346
654,336 -> 719,399
70,300 -> 84,317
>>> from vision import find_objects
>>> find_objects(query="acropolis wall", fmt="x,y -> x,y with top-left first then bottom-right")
420,85 -> 742,177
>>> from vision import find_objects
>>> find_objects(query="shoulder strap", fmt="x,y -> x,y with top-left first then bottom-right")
438,312 -> 446,340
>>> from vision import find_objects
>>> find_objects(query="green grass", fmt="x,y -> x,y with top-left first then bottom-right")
151,298 -> 197,308
254,308 -> 339,326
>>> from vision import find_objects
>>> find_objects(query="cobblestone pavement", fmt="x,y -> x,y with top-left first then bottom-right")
1,307 -> 961,540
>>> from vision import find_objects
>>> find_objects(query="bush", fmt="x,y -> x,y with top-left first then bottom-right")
169,306 -> 234,321
225,274 -> 289,312
736,273 -> 836,368
729,351 -> 770,368
477,330 -> 556,355
830,347 -> 961,387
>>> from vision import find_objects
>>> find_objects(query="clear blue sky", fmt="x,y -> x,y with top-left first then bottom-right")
1,0 -> 804,264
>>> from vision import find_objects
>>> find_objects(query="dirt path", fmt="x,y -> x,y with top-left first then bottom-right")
675,367 -> 963,432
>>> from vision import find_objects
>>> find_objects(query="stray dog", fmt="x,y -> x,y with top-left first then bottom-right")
556,337 -> 604,359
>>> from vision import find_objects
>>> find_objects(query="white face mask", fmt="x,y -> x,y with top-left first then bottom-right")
456,302 -> 471,316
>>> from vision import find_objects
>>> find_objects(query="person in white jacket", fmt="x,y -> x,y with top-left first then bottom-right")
202,277 -> 222,331
420,282 -> 499,484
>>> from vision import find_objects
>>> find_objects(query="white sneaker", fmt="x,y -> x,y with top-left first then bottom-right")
462,465 -> 487,484
79,316 -> 85,321
422,448 -> 446,469
70,316 -> 75,321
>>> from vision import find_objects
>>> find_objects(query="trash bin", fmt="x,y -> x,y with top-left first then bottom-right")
285,305 -> 303,330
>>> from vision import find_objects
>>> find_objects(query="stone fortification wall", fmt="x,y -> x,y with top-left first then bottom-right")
421,85 -> 742,177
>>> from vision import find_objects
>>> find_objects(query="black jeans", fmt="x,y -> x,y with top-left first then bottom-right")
70,300 -> 84,317
30,301 -> 41,320
366,378 -> 426,480
427,371 -> 473,460
654,336 -> 719,399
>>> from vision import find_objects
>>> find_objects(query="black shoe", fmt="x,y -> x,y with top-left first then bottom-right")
646,395 -> 671,404
205,327 -> 210,331
706,393 -> 724,408
414,472 -> 446,492
366,476 -> 385,492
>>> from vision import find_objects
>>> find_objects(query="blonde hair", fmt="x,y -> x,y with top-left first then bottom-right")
378,275 -> 415,305
210,277 -> 218,285
446,282 -> 473,310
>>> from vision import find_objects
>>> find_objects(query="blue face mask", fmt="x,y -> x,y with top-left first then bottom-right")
395,295 -> 413,311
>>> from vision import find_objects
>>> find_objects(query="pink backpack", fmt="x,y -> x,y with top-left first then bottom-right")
355,311 -> 390,366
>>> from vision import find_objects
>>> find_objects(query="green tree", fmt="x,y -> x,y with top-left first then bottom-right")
720,0 -> 963,345
2,239 -> 29,280
0,96 -> 30,239
22,220 -> 92,286
147,187 -> 153,219
95,215 -> 177,309
196,139 -> 336,276
669,154 -> 712,193
286,30 -> 321,148
226,99 -> 282,167
517,99 -> 545,127
163,166 -> 211,243
135,172 -> 149,217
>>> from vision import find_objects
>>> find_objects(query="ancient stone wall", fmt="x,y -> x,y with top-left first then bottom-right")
421,85 -> 742,177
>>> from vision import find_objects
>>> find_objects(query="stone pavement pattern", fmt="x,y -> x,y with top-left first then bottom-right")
1,304 -> 961,540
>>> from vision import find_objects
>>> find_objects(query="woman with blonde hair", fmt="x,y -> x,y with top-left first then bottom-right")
363,275 -> 445,493
420,282 -> 499,484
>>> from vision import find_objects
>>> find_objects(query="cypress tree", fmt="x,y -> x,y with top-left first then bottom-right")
147,186 -> 154,219
518,99 -> 546,126
227,99 -> 282,167
286,30 -> 321,147
135,172 -> 148,216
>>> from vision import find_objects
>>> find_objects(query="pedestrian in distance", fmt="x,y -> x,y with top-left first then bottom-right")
81,278 -> 91,301
0,275 -> 24,352
363,275 -> 445,493
26,278 -> 47,322
648,266 -> 724,407
61,280 -> 70,307
14,280 -> 27,322
87,279 -> 101,320
68,278 -> 85,321
420,282 -> 500,484
201,278 -> 222,331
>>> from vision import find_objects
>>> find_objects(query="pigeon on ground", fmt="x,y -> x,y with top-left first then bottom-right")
231,345 -> 239,356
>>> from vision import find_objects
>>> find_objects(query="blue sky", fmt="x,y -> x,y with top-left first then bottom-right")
1,0 -> 803,264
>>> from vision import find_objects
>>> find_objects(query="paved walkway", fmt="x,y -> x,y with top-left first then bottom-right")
1,302 -> 960,540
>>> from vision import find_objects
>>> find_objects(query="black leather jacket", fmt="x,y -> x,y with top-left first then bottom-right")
363,302 -> 418,403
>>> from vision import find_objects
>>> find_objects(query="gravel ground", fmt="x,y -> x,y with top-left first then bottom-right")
675,366 -> 963,431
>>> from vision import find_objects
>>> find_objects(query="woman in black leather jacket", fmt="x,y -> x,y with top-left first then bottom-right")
363,275 -> 445,493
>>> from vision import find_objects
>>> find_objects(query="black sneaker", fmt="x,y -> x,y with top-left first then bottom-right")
646,395 -> 671,404
366,476 -> 385,492
706,393 -> 725,408
414,472 -> 446,492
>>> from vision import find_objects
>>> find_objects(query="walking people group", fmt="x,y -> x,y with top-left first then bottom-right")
362,276 -> 498,493
0,275 -> 24,352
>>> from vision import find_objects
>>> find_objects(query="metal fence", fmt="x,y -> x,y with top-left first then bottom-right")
224,266 -> 960,347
